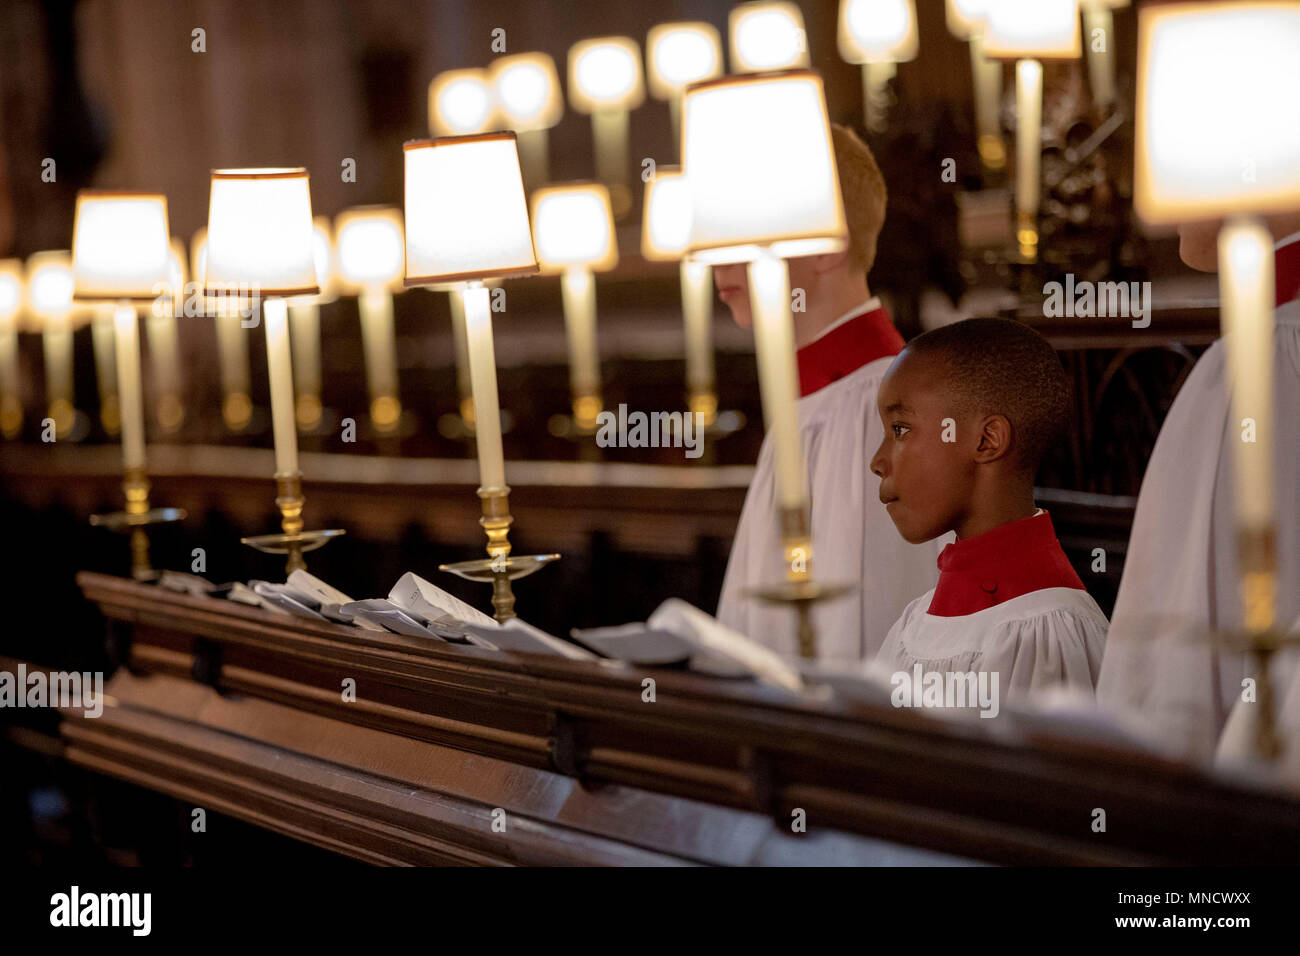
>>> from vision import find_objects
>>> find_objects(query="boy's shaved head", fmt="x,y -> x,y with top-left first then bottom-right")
903,318 -> 1071,474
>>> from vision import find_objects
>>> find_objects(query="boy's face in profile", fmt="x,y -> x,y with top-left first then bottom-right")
870,350 -> 974,544
714,255 -> 823,328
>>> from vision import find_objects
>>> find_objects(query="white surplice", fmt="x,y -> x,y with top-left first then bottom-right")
1097,238 -> 1300,759
716,299 -> 945,664
873,586 -> 1109,703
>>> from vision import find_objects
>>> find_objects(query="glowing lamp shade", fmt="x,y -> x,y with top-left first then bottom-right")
839,0 -> 919,64
490,53 -> 563,131
70,192 -> 171,302
204,168 -> 319,297
945,0 -> 991,39
429,69 -> 497,136
683,70 -> 847,265
983,0 -> 1080,60
288,216 -> 339,306
1134,2 -> 1300,225
531,184 -> 618,274
0,260 -> 22,325
647,22 -> 723,99
729,1 -> 810,73
27,251 -> 76,323
641,169 -> 693,261
403,134 -> 538,285
336,207 -> 405,293
568,37 -> 645,113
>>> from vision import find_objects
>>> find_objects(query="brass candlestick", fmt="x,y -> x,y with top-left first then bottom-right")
89,465 -> 186,582
240,470 -> 345,575
440,486 -> 559,624
745,505 -> 852,659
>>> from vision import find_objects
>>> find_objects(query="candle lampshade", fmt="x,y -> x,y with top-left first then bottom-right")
1134,0 -> 1300,651
683,70 -> 847,265
28,250 -> 76,324
429,68 -> 498,137
403,131 -> 555,622
983,0 -> 1081,60
0,260 -> 19,325
729,1 -> 810,73
289,216 -> 339,306
641,169 -> 693,262
204,168 -> 319,298
491,53 -> 563,131
568,36 -> 645,114
0,259 -> 20,438
838,0 -> 919,64
531,183 -> 619,274
946,0 -> 991,39
647,22 -> 723,100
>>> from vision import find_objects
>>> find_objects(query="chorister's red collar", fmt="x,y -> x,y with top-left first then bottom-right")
796,304 -> 903,397
1276,238 -> 1300,307
927,511 -> 1085,617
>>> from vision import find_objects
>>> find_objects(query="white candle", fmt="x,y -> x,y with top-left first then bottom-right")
747,250 -> 806,511
970,33 -> 1004,169
145,312 -> 182,406
358,288 -> 400,404
461,284 -> 506,492
861,61 -> 896,133
448,289 -> 474,408
42,319 -> 75,413
112,304 -> 146,471
592,109 -> 629,194
1015,58 -> 1043,219
560,266 -> 600,397
0,316 -> 20,436
1082,3 -> 1115,112
680,259 -> 715,396
1218,218 -> 1275,533
215,310 -> 251,398
289,302 -> 323,402
262,296 -> 299,476
91,311 -> 118,404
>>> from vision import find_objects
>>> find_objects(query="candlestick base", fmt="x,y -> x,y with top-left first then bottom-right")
239,471 -> 345,575
89,467 -> 187,582
438,487 -> 560,623
1209,624 -> 1300,763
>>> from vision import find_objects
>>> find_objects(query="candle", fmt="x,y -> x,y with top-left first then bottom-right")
146,312 -> 182,430
1218,219 -> 1275,534
560,267 -> 600,398
1015,57 -> 1043,258
448,289 -> 475,419
288,302 -> 323,409
42,317 -> 75,427
680,259 -> 715,397
112,304 -> 146,471
215,308 -> 251,428
358,287 -> 400,413
747,249 -> 806,510
461,284 -> 505,492
262,296 -> 299,476
0,314 -> 20,438
861,61 -> 896,133
1082,2 -> 1116,111
91,310 -> 118,413
592,110 -> 630,214
970,33 -> 1005,170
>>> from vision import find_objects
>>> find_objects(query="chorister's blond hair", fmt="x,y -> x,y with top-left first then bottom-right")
830,124 -> 887,276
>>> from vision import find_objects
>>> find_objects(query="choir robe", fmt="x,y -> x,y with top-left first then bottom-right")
1096,234 -> 1300,759
873,511 -> 1109,701
716,300 -> 945,663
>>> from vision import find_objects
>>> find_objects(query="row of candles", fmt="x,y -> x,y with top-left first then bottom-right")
0,168 -> 716,446
21,2 -> 1296,657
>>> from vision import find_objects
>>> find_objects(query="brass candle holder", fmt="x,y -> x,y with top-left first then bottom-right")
440,486 -> 559,623
745,505 -> 852,660
89,465 -> 186,582
240,470 -> 345,575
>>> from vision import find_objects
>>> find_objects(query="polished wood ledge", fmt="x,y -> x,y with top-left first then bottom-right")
62,572 -> 1300,866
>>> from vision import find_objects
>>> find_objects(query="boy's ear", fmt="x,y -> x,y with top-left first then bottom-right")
973,414 -> 1014,464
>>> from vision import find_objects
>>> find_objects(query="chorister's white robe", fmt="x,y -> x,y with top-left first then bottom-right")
874,588 -> 1109,701
717,300 -> 945,664
1097,234 -> 1300,759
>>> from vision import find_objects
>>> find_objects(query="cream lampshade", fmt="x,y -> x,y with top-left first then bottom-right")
192,226 -> 253,432
205,166 -> 338,574
682,68 -> 847,656
429,68 -> 498,137
984,0 -> 1081,261
403,131 -> 552,623
729,1 -> 810,73
337,205 -> 406,434
70,190 -> 182,580
944,0 -> 1003,172
647,22 -> 723,149
838,0 -> 919,132
490,52 -> 563,188
642,168 -> 717,425
287,216 -> 336,432
568,36 -> 645,218
1135,0 -> 1300,641
29,250 -> 81,441
532,182 -> 617,432
0,259 -> 24,438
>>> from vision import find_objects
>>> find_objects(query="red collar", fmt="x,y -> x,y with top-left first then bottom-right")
1277,238 -> 1300,307
796,304 -> 903,398
926,511 -> 1085,617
